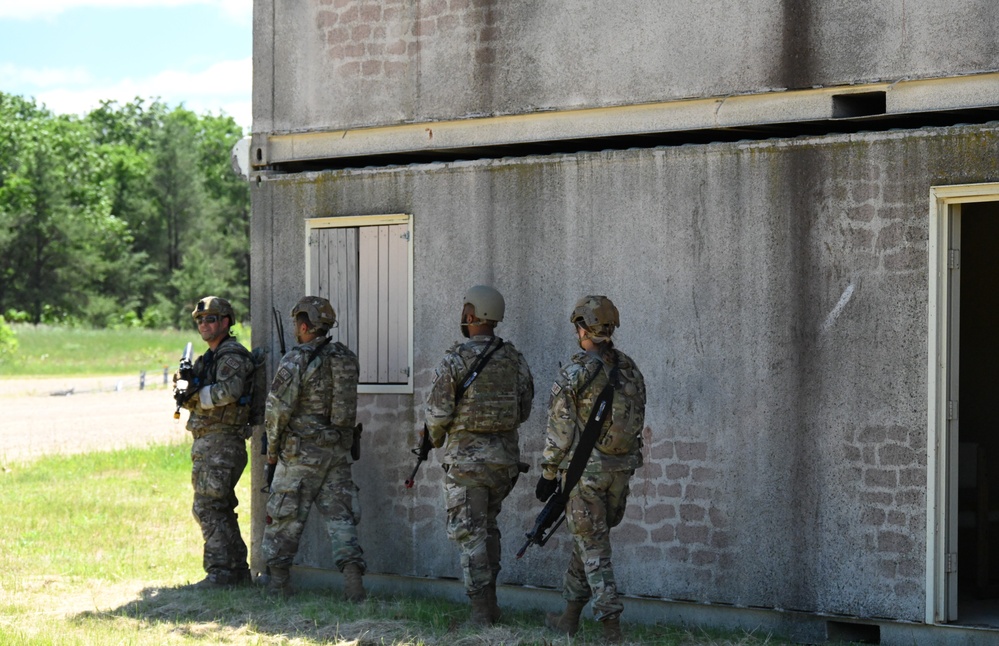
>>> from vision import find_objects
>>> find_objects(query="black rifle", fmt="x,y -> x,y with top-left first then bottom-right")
517,357 -> 619,558
405,337 -> 505,488
261,307 -> 288,494
405,426 -> 433,488
516,483 -> 566,558
172,342 -> 197,419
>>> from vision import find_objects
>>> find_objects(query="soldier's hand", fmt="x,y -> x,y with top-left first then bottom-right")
535,475 -> 558,502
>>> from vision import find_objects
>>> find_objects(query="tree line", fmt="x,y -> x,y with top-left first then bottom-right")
0,92 -> 250,329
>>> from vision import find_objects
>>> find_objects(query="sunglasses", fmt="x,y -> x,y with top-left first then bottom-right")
196,315 -> 220,325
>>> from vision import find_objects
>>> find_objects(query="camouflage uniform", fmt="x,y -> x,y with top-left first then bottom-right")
182,334 -> 255,584
425,335 -> 534,599
262,336 -> 365,574
542,346 -> 646,621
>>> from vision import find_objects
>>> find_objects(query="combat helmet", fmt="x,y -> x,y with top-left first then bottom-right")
192,296 -> 235,324
292,296 -> 337,334
463,285 -> 505,323
571,295 -> 619,342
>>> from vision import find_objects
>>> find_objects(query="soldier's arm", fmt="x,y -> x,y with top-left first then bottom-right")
424,350 -> 460,447
264,354 -> 301,461
540,365 -> 580,479
198,350 -> 253,409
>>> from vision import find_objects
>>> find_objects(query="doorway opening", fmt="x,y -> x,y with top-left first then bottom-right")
954,202 -> 999,625
929,185 -> 999,627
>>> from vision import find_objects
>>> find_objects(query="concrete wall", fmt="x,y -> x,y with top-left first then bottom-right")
249,121 -> 999,622
253,0 -> 999,133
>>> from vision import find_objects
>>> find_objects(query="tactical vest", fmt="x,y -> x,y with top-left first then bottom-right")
200,340 -> 254,427
453,345 -> 521,433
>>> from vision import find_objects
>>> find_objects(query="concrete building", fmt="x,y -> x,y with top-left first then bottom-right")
247,1 -> 999,643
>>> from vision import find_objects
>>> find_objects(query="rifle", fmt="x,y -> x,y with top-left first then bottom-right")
517,358 -> 619,558
172,342 -> 197,419
516,483 -> 566,558
261,307 -> 287,493
405,426 -> 433,488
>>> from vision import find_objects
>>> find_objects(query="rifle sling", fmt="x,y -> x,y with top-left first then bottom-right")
558,356 -> 620,503
454,337 -> 504,406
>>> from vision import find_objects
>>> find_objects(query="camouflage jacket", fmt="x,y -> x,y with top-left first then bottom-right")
265,336 -> 359,462
184,335 -> 255,436
542,346 -> 646,478
425,335 -> 534,466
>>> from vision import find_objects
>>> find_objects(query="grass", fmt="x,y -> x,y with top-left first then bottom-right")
0,443 -> 791,646
0,323 -> 251,377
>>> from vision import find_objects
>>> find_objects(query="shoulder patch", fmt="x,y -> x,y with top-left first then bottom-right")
271,366 -> 293,390
550,382 -> 562,398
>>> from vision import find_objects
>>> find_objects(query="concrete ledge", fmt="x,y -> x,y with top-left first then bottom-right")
253,72 -> 999,167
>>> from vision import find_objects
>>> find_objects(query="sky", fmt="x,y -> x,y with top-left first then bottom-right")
0,0 -> 252,132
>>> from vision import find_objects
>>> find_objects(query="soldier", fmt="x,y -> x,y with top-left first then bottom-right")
536,295 -> 647,643
180,296 -> 254,588
424,285 -> 534,625
262,296 -> 366,601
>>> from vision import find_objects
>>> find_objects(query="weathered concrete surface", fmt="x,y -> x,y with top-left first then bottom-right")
254,0 -> 999,133
249,121 -> 999,622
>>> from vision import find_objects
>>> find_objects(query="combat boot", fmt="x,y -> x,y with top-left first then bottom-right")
342,562 -> 367,602
469,592 -> 494,626
266,566 -> 292,598
486,581 -> 502,623
545,600 -> 586,636
601,615 -> 623,643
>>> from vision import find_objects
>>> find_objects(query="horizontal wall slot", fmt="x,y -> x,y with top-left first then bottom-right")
268,106 -> 999,173
827,620 -> 880,644
832,91 -> 887,118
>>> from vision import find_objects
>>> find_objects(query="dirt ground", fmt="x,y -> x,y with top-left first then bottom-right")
0,374 -> 190,466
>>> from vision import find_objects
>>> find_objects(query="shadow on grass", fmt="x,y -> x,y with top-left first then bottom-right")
74,584 -> 570,645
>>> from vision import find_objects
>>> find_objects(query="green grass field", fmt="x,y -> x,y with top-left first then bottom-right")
0,323 -> 250,377
0,443 -> 787,646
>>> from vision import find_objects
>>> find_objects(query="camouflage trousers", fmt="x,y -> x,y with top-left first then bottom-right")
191,431 -> 249,578
262,436 -> 364,573
443,463 -> 519,597
562,470 -> 631,621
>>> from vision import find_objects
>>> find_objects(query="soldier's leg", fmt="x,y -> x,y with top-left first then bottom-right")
191,433 -> 249,583
316,461 -> 365,571
483,464 -> 517,622
261,456 -> 322,571
444,467 -> 492,598
566,473 -> 622,621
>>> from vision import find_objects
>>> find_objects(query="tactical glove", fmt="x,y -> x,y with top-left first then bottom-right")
535,475 -> 558,502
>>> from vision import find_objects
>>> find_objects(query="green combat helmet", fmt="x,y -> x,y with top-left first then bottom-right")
292,296 -> 337,334
571,295 -> 619,342
192,296 -> 235,324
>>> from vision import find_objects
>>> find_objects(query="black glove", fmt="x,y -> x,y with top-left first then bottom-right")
535,476 -> 558,502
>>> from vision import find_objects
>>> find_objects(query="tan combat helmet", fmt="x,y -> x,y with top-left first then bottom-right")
460,285 -> 505,338
292,296 -> 337,334
571,295 -> 619,342
463,285 -> 505,323
192,296 -> 235,325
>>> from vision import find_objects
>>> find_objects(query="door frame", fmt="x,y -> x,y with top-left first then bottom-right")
927,182 -> 999,623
